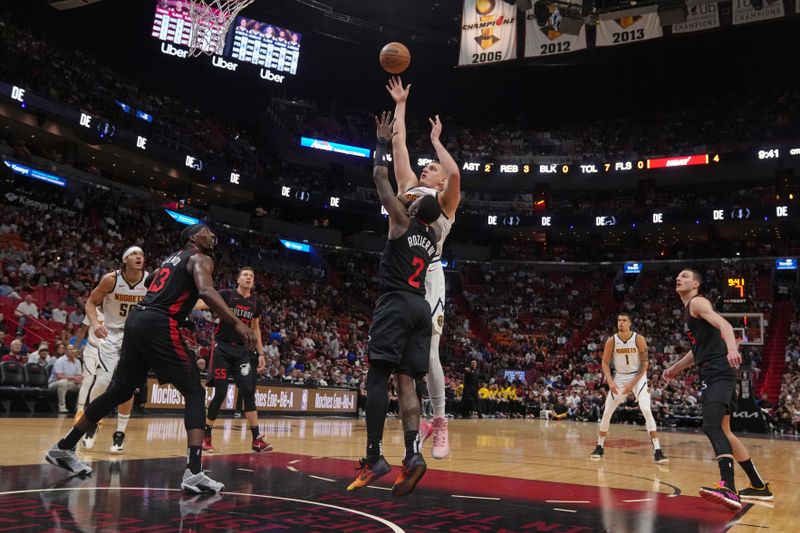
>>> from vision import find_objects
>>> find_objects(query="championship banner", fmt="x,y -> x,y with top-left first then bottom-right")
671,3 -> 720,34
145,378 -> 358,415
595,13 -> 663,47
458,0 -> 517,66
524,4 -> 587,57
731,0 -> 785,25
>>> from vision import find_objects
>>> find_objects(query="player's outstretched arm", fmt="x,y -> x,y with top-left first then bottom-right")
189,254 -> 256,351
386,76 -> 417,192
429,115 -> 461,217
85,272 -> 116,340
374,111 -> 409,236
692,297 -> 742,368
663,351 -> 694,379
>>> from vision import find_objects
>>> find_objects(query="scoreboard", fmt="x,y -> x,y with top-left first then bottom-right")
151,0 -> 301,81
230,18 -> 300,75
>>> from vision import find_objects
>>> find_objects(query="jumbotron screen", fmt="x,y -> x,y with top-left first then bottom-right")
151,0 -> 301,80
230,17 -> 301,75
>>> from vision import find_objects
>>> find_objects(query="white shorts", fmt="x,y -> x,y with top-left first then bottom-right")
425,261 -> 445,335
612,373 -> 650,404
82,343 -> 99,377
97,329 -> 124,378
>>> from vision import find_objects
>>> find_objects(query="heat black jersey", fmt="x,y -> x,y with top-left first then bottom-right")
215,289 -> 259,344
683,295 -> 728,367
379,219 -> 438,296
142,248 -> 201,322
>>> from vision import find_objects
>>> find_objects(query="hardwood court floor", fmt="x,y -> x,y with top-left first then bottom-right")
0,415 -> 796,532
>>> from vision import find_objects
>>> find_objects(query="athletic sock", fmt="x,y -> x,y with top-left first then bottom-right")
366,439 -> 382,465
116,413 -> 130,433
597,436 -> 606,447
58,427 -> 85,450
718,457 -> 736,492
738,458 -> 766,488
250,425 -> 260,440
204,424 -> 213,438
651,438 -> 660,450
187,446 -> 202,474
404,431 -> 421,461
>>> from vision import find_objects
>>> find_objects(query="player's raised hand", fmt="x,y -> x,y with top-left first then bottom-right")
386,76 -> 411,103
236,322 -> 257,352
429,114 -> 442,142
375,111 -> 395,141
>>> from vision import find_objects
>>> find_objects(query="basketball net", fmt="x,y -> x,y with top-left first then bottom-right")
187,0 -> 254,58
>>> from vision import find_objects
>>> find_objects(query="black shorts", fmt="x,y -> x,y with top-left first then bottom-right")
368,290 -> 432,376
700,359 -> 738,413
207,341 -> 255,388
114,308 -> 200,391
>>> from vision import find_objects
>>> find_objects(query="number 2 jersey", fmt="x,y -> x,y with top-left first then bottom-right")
141,248 -> 201,321
379,218 -> 438,296
102,270 -> 150,330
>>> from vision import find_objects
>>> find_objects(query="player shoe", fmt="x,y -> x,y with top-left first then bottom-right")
699,482 -> 742,511
419,418 -> 434,443
202,435 -> 214,453
181,469 -> 225,494
654,449 -> 669,464
81,425 -> 99,450
391,453 -> 427,497
347,456 -> 391,492
110,431 -> 126,453
430,417 -> 450,459
45,445 -> 92,476
590,445 -> 604,459
251,436 -> 273,453
738,483 -> 774,501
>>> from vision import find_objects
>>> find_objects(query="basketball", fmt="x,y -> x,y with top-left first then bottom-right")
379,42 -> 411,74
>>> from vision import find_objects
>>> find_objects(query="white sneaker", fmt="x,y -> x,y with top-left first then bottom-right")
45,445 -> 92,476
181,469 -> 225,494
431,417 -> 450,459
81,426 -> 99,450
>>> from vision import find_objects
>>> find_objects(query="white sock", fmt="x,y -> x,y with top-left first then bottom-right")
117,413 -> 130,433
652,438 -> 660,450
598,436 -> 606,446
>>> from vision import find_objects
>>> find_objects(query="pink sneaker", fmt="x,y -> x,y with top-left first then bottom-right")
419,418 -> 434,443
431,417 -> 450,459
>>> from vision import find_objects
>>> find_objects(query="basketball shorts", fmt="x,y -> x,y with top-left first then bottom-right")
699,359 -> 738,413
113,307 -> 200,390
612,372 -> 649,402
82,342 -> 99,377
97,328 -> 124,378
206,341 -> 254,388
425,261 -> 446,336
368,290 -> 432,376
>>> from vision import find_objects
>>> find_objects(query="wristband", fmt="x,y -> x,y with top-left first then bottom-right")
374,139 -> 390,168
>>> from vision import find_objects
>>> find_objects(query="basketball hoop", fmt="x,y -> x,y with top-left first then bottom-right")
187,0 -> 254,58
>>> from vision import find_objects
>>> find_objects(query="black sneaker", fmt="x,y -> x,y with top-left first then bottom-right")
699,482 -> 742,511
738,483 -> 774,501
654,449 -> 669,464
110,431 -> 126,454
590,445 -> 604,459
391,453 -> 427,497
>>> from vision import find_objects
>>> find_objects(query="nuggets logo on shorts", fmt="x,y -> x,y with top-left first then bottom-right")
240,363 -> 251,376
437,315 -> 444,328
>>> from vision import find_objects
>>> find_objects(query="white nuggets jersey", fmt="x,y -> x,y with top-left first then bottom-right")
403,186 -> 453,261
102,270 -> 149,330
613,333 -> 640,375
